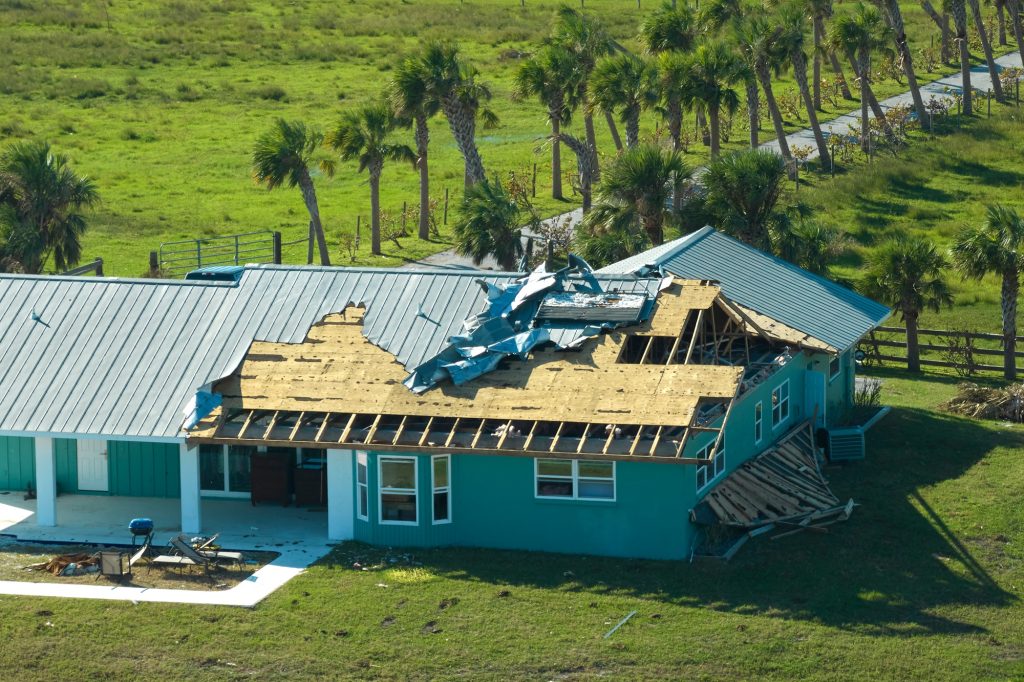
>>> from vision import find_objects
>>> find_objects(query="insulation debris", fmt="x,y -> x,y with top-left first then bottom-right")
404,258 -> 654,393
942,382 -> 1024,422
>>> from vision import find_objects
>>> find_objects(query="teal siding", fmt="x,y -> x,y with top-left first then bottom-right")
108,441 -> 180,497
354,452 -> 694,560
0,436 -> 34,490
821,350 -> 853,426
54,438 -> 78,494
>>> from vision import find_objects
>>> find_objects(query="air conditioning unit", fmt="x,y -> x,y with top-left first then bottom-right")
827,427 -> 866,462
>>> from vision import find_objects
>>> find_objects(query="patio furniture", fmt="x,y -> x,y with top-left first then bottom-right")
176,535 -> 245,570
98,551 -> 130,580
150,537 -> 212,575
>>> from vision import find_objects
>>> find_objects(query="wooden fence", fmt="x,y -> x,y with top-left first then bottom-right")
859,325 -> 1024,375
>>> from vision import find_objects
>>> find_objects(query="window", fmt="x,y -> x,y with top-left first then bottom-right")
379,456 -> 417,524
772,380 -> 791,428
695,437 -> 726,492
356,453 -> 368,521
431,455 -> 451,524
535,459 -> 615,501
754,401 -> 763,445
829,354 -> 842,382
199,444 -> 254,496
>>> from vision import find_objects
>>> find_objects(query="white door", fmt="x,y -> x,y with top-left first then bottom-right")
77,440 -> 109,492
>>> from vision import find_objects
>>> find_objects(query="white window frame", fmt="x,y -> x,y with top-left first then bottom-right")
199,444 -> 252,499
378,455 -> 418,526
772,380 -> 791,429
534,459 -> 616,502
828,353 -> 842,383
695,437 -> 726,493
754,401 -> 763,445
356,452 -> 368,521
431,454 -> 451,525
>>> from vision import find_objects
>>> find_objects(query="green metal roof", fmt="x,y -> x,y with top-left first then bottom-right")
598,227 -> 890,351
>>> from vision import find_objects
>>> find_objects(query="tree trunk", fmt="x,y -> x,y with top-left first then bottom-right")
792,50 -> 831,165
859,51 -> 871,152
370,166 -> 382,256
442,94 -> 486,187
847,53 -> 894,138
756,65 -> 797,179
996,0 -> 1007,46
827,49 -> 855,99
551,113 -> 564,200
968,0 -> 1005,100
812,18 -> 822,110
1011,0 -> 1024,70
906,310 -> 921,372
746,79 -> 759,147
669,99 -> 684,214
605,109 -> 624,150
583,87 -> 600,184
886,0 -> 929,120
624,108 -> 640,148
951,0 -> 973,115
942,12 -> 953,62
920,0 -> 953,62
709,102 -> 721,159
415,115 -> 430,240
299,171 -> 330,266
306,221 -> 314,265
1002,270 -> 1019,380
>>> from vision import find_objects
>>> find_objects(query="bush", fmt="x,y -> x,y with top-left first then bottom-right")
251,84 -> 288,102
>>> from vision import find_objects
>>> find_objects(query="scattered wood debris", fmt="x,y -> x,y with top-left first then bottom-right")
942,382 -> 1024,422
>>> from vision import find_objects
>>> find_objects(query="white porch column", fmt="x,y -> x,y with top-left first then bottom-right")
179,442 -> 202,535
34,437 -> 57,527
327,449 -> 354,541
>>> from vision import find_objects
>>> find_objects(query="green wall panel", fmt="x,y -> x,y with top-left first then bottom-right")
107,441 -> 180,498
0,436 -> 34,491
54,438 -> 78,495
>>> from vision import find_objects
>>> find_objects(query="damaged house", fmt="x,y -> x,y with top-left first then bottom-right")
0,227 -> 888,559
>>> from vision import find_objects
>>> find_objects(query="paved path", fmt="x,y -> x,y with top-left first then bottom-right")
405,51 -> 1022,271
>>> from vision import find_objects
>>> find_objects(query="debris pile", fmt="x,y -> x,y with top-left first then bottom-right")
942,382 -> 1024,422
25,552 -> 99,576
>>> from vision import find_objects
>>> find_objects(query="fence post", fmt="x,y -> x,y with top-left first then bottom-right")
532,163 -> 537,198
443,188 -> 449,225
234,234 -> 240,266
307,221 -> 314,265
196,240 -> 202,269
95,258 -> 104,277
149,251 -> 159,274
402,201 -> 407,235
272,232 -> 282,264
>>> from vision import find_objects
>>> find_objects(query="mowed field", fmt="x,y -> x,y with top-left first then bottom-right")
0,369 -> 1022,680
0,0 -> 991,275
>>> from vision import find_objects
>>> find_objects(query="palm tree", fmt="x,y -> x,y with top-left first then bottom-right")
736,18 -> 796,175
862,235 -> 953,373
641,2 -> 697,53
514,44 -> 579,201
773,220 -> 849,275
871,0 -> 929,120
949,0 -> 973,115
583,144 -> 689,247
0,140 -> 98,273
452,178 -> 524,271
966,0 -> 1005,101
550,7 -> 616,180
328,102 -> 416,257
591,54 -> 658,149
702,148 -> 787,250
829,4 -> 893,152
951,205 -> 1024,380
919,0 -> 953,63
777,3 -> 831,166
420,41 -> 498,190
1010,0 -> 1024,69
251,119 -> 331,266
555,133 -> 598,213
678,41 -> 743,159
805,0 -> 855,106
699,0 -> 761,147
390,54 -> 441,240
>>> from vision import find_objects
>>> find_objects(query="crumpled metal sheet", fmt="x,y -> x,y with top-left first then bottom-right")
404,258 -> 654,393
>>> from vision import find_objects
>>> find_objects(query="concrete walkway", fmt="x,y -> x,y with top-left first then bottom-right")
405,51 -> 1022,271
0,493 -> 332,606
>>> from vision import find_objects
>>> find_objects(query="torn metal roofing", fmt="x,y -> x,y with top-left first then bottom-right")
597,226 -> 891,352
0,266 -> 663,440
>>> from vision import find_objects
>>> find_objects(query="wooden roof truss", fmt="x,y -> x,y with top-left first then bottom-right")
192,408 -> 724,465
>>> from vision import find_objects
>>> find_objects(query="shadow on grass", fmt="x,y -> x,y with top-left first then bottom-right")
937,156 -> 1024,187
319,408 -> 1017,638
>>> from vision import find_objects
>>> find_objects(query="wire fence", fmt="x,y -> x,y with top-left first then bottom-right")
157,231 -> 281,277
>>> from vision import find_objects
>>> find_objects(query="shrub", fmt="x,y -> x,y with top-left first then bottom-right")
251,84 -> 288,101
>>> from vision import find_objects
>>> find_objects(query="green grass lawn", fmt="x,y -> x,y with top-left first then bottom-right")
0,0 -> 1011,275
0,368 -> 1021,680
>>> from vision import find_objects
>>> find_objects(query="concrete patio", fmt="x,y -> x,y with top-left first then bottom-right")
0,491 -> 334,606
